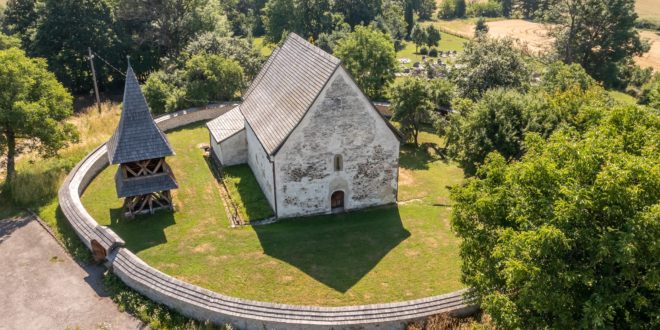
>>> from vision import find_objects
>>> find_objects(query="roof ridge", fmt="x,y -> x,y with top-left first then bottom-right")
243,47 -> 281,100
287,33 -> 341,65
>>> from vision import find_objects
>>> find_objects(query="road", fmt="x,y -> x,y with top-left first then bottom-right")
0,216 -> 144,330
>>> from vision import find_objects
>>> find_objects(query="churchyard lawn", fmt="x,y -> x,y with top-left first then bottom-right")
80,122 -> 465,306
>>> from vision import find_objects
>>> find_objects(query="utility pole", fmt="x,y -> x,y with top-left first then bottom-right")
88,47 -> 102,114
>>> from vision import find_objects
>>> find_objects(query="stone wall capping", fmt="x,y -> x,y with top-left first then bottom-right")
58,105 -> 477,330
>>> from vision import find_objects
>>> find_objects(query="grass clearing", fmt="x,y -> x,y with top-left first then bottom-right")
396,33 -> 467,68
80,122 -> 465,306
221,165 -> 274,221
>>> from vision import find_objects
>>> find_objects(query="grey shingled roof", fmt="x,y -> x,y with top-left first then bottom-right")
107,65 -> 174,165
240,33 -> 341,155
114,170 -> 178,198
206,106 -> 245,143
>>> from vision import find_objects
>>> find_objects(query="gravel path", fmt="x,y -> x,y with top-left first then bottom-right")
0,216 -> 145,330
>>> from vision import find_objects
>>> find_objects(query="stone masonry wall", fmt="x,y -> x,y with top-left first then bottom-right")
274,68 -> 400,218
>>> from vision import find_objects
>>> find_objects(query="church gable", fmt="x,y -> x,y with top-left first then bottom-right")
273,68 -> 400,217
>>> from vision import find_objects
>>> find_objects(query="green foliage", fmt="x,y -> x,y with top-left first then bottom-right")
184,33 -> 264,80
334,25 -> 397,99
0,31 -> 20,50
438,0 -> 455,19
428,78 -> 455,110
334,0 -> 382,27
426,25 -> 441,47
144,54 -> 243,114
638,74 -> 660,109
500,0 -> 512,17
447,89 -> 531,175
453,0 -> 466,18
411,23 -> 427,51
184,55 -> 244,104
551,0 -> 649,87
1,0 -> 39,48
466,1 -> 502,18
390,77 -> 434,146
450,105 -> 660,328
262,0 -> 337,43
474,17 -> 488,37
542,61 -> 596,93
0,48 -> 78,183
417,0 -> 437,20
451,36 -> 529,99
31,0 -> 122,93
374,0 -> 408,48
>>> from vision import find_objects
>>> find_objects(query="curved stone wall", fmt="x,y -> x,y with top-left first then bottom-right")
57,104 -> 476,330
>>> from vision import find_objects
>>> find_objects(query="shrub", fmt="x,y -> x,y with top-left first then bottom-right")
429,48 -> 439,57
420,47 -> 429,55
184,54 -> 244,104
634,19 -> 660,31
143,72 -> 173,115
467,1 -> 502,18
438,0 -> 455,19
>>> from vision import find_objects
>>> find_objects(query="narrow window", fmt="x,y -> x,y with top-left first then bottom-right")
334,155 -> 343,171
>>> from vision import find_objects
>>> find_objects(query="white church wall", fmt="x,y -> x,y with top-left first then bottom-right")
246,123 -> 276,211
213,130 -> 247,167
274,68 -> 400,218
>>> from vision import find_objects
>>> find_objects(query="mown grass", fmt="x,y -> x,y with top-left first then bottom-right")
81,122 -> 465,306
221,164 -> 274,221
396,33 -> 468,68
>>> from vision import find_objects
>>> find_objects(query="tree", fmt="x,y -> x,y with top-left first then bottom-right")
183,55 -> 244,103
334,0 -> 383,27
374,0 -> 408,48
1,0 -> 39,48
0,32 -> 21,50
185,33 -> 265,80
453,0 -> 466,18
447,89 -> 532,175
426,25 -> 441,47
638,74 -> 660,109
262,0 -> 336,42
451,105 -> 660,328
551,0 -> 649,87
501,0 -> 513,17
417,0 -> 437,20
474,17 -> 488,37
334,25 -> 397,99
437,0 -> 455,19
390,77 -> 433,147
0,48 -> 78,183
411,23 -> 427,52
451,36 -> 529,99
32,0 -> 123,93
542,61 -> 595,93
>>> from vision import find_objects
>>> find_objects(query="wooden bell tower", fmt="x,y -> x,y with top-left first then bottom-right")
107,62 -> 178,218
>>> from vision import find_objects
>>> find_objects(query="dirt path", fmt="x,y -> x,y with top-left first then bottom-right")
0,216 -> 145,330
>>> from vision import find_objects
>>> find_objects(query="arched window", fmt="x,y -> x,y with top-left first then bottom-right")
334,154 -> 343,171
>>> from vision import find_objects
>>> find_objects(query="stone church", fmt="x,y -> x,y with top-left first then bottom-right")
207,33 -> 400,219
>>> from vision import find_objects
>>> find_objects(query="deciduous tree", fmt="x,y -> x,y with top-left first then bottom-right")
390,77 -> 433,147
451,105 -> 660,328
0,48 -> 78,183
334,25 -> 397,99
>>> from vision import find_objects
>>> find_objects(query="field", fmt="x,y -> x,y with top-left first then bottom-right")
636,0 -> 660,24
434,18 -> 659,71
80,123 -> 466,306
397,32 -> 468,67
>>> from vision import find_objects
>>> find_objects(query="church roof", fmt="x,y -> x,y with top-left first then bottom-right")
206,106 -> 245,143
240,33 -> 341,155
107,64 -> 174,165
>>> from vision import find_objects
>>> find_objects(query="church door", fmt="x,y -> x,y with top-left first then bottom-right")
331,191 -> 345,210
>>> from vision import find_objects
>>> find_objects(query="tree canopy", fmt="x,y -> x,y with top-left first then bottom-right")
0,48 -> 77,183
451,36 -> 529,99
334,25 -> 396,100
451,104 -> 660,328
390,77 -> 434,147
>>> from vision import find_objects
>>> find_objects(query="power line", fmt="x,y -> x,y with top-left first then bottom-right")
91,50 -> 126,77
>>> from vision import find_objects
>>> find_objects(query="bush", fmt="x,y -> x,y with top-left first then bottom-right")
467,1 -> 502,18
184,54 -> 244,104
143,72 -> 173,115
438,0 -> 455,19
634,19 -> 660,31
429,48 -> 439,57
420,47 -> 429,55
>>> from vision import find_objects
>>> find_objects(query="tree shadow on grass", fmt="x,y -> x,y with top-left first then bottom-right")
254,206 -> 410,293
106,207 -> 175,254
400,142 -> 446,170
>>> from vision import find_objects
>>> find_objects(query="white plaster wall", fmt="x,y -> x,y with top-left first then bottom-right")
274,68 -> 400,218
211,130 -> 247,167
246,123 -> 276,211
